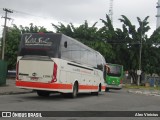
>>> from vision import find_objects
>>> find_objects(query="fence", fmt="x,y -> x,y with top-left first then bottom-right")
122,74 -> 160,87
145,76 -> 160,87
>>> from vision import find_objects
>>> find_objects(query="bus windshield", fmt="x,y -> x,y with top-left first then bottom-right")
106,64 -> 122,77
18,33 -> 60,57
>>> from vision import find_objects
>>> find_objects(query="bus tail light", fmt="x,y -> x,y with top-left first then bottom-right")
51,63 -> 57,83
16,61 -> 19,80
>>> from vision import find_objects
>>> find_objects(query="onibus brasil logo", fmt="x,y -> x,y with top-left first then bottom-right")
1,112 -> 42,118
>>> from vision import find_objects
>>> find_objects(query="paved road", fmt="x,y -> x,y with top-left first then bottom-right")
0,89 -> 160,120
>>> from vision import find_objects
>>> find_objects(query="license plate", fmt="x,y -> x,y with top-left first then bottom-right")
30,77 -> 39,81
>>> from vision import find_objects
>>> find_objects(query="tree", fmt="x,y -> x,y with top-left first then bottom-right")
100,14 -> 154,84
118,15 -> 151,84
5,25 -> 21,69
147,28 -> 160,76
52,20 -> 114,62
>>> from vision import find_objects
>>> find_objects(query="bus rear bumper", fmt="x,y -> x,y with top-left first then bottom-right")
106,84 -> 122,90
16,80 -> 73,93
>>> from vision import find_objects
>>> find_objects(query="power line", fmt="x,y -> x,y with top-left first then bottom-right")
6,9 -> 56,27
0,8 -> 55,25
12,9 -> 54,20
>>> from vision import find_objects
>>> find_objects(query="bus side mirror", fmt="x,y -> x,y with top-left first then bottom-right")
64,41 -> 67,48
106,66 -> 110,73
103,65 -> 106,79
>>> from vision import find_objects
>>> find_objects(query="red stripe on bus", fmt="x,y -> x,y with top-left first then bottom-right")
101,86 -> 106,90
16,80 -> 72,89
16,80 -> 101,90
79,85 -> 98,90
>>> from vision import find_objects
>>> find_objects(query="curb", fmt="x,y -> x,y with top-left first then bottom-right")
0,78 -> 34,95
128,89 -> 160,97
0,90 -> 34,95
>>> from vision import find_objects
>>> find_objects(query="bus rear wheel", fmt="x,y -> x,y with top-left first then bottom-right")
36,90 -> 50,97
91,84 -> 101,96
105,88 -> 110,92
70,82 -> 78,98
91,92 -> 98,96
62,82 -> 78,98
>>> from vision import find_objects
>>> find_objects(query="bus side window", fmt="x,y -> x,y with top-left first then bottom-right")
64,41 -> 67,48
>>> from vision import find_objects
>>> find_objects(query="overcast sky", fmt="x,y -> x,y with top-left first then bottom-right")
0,0 -> 158,37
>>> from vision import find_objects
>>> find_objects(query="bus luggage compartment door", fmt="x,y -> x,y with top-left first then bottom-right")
17,57 -> 55,83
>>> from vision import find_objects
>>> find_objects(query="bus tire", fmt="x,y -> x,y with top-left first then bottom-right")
61,93 -> 68,98
91,84 -> 101,96
70,82 -> 78,98
91,92 -> 98,96
36,90 -> 50,97
99,84 -> 101,92
105,88 -> 110,92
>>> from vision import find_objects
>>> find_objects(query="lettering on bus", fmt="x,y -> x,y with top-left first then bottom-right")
24,34 -> 53,46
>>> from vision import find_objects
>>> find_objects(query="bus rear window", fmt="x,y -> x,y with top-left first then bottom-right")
20,48 -> 50,56
18,33 -> 60,57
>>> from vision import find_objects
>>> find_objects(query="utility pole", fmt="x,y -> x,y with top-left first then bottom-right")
1,8 -> 13,60
109,0 -> 113,22
137,22 -> 143,86
156,0 -> 160,28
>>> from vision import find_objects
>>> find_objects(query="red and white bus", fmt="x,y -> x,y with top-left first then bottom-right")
16,33 -> 106,98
